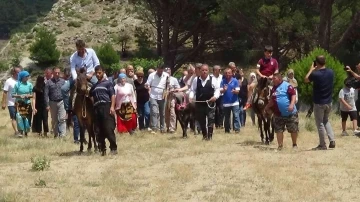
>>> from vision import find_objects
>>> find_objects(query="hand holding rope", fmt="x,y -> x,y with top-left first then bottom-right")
192,100 -> 216,109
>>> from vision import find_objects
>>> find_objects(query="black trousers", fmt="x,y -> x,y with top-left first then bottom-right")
215,96 -> 224,127
356,99 -> 360,127
32,108 -> 49,133
94,103 -> 117,151
196,103 -> 215,139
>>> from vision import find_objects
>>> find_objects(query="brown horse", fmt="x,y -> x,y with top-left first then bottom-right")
70,68 -> 98,152
252,77 -> 274,144
172,92 -> 197,138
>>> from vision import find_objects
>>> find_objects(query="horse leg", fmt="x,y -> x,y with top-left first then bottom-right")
258,116 -> 264,143
79,126 -> 85,152
86,123 -> 93,152
90,123 -> 98,152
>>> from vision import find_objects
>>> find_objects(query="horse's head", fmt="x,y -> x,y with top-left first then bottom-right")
254,77 -> 270,107
173,92 -> 188,111
76,68 -> 88,95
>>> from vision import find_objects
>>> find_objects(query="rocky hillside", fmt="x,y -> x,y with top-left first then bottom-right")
1,0 -> 144,63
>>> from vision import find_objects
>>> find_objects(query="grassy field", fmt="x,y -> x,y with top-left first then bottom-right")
0,109 -> 359,202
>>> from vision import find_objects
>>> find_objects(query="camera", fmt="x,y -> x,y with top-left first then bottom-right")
313,60 -> 316,67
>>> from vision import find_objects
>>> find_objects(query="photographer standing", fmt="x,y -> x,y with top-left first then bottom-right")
305,55 -> 335,150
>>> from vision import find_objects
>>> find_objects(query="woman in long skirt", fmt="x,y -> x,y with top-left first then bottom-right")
115,73 -> 137,134
31,75 -> 49,137
12,71 -> 33,137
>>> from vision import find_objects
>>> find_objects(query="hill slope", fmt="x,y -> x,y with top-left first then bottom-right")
1,0 -> 144,65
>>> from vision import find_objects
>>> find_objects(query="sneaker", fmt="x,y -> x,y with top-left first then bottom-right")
74,140 -> 80,144
341,131 -> 349,136
151,130 -> 156,134
243,103 -> 252,110
292,144 -> 298,150
147,128 -> 152,132
312,145 -> 327,150
234,130 -> 240,133
353,130 -> 360,135
16,131 -> 23,138
329,141 -> 336,149
168,129 -> 175,134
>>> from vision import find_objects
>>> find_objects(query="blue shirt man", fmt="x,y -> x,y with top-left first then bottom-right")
220,68 -> 240,133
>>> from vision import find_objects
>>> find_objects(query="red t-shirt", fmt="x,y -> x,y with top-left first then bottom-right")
257,58 -> 278,77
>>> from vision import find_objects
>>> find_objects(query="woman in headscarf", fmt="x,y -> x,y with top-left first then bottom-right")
247,72 -> 257,126
12,70 -> 33,137
114,73 -> 137,135
283,69 -> 299,105
31,75 -> 49,137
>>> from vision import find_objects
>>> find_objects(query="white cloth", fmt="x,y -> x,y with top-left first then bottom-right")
189,75 -> 220,100
211,74 -> 223,95
169,76 -> 180,90
3,77 -> 17,106
339,87 -> 357,111
70,48 -> 100,79
145,72 -> 170,100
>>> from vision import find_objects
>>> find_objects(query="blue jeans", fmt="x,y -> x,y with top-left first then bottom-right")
72,115 -> 80,141
238,98 -> 245,127
61,76 -> 98,110
138,101 -> 150,130
224,105 -> 240,132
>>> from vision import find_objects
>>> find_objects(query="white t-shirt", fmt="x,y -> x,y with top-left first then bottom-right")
339,87 -> 356,111
3,77 -> 17,106
145,72 -> 170,100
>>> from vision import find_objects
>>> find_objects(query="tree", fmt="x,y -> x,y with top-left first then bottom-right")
134,0 -> 220,72
29,28 -> 60,67
95,43 -> 120,70
287,48 -> 346,107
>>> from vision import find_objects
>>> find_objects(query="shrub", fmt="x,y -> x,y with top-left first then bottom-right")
67,21 -> 81,28
31,156 -> 50,171
95,43 -> 120,70
35,178 -> 47,187
287,47 -> 346,106
80,0 -> 92,7
29,27 -> 60,67
0,60 -> 9,72
10,52 -> 22,67
130,58 -> 163,75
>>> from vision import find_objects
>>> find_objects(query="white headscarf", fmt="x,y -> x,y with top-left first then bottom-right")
249,72 -> 257,84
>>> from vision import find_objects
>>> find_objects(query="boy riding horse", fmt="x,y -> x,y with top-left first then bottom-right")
244,45 -> 279,110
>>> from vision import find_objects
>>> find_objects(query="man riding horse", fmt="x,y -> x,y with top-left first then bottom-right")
244,45 -> 279,110
61,39 -> 102,114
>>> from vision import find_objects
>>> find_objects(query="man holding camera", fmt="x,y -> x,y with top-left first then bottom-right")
305,55 -> 335,150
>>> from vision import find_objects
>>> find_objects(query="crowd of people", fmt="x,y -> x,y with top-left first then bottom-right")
3,39 -> 358,153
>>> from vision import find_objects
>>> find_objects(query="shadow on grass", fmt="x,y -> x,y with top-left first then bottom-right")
57,150 -> 97,157
236,140 -> 263,146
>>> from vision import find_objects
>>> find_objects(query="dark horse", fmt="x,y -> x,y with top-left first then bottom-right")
172,92 -> 197,138
67,68 -> 98,152
252,78 -> 274,144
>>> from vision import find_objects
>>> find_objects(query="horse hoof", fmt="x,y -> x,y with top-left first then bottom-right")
265,141 -> 270,145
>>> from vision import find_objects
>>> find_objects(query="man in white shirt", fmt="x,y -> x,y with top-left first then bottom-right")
2,66 -> 22,136
145,65 -> 170,133
61,39 -> 100,112
189,64 -> 220,140
211,65 -> 224,129
164,67 -> 180,133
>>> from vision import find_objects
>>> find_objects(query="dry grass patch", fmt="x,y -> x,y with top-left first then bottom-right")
0,110 -> 360,201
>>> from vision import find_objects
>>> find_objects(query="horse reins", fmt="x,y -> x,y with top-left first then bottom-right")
193,100 -> 216,109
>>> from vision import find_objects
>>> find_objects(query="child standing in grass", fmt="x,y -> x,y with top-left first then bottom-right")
339,78 -> 360,136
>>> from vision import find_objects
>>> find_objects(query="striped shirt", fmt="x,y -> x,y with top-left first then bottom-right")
90,79 -> 115,106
